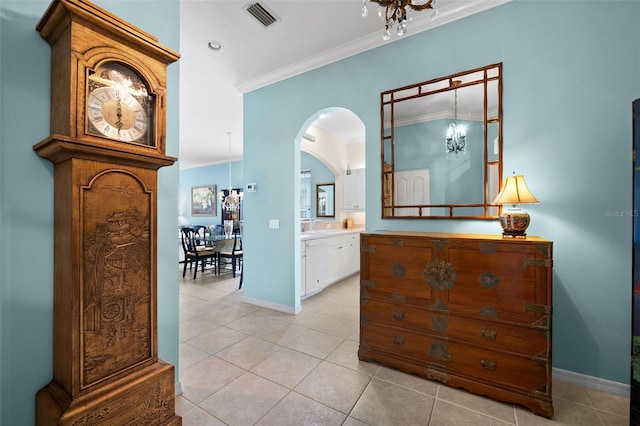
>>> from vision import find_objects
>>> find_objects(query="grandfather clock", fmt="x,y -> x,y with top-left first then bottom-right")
33,0 -> 180,424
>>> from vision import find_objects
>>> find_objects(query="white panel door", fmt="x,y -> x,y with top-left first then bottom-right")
394,169 -> 430,216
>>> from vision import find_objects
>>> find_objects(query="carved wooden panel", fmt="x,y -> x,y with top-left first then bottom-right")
81,170 -> 153,387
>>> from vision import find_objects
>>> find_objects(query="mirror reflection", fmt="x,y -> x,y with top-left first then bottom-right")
316,183 -> 335,217
382,63 -> 502,219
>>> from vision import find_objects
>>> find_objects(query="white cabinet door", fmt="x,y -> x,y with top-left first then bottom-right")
328,234 -> 360,284
328,240 -> 342,284
305,239 -> 328,296
394,169 -> 430,216
342,169 -> 365,210
346,234 -> 360,276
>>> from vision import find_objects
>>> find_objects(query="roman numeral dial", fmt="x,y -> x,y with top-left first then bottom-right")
87,86 -> 147,142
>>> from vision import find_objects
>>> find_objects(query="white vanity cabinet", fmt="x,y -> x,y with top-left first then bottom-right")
342,168 -> 365,210
327,233 -> 360,284
301,230 -> 360,299
303,238 -> 328,297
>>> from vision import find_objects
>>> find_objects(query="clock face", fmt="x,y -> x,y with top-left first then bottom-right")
88,87 -> 147,142
86,62 -> 155,146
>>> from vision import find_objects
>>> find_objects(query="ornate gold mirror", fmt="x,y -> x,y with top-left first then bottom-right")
381,63 -> 502,219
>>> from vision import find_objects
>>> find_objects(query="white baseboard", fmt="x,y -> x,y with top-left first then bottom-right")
175,381 -> 182,397
553,367 -> 629,397
241,295 -> 301,314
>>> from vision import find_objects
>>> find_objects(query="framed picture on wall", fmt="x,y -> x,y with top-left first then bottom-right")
191,185 -> 217,216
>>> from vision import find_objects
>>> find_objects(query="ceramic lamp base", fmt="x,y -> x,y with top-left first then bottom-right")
499,208 -> 530,238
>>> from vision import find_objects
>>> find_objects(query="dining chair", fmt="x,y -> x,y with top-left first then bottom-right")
217,234 -> 243,278
180,227 -> 216,279
191,225 -> 207,247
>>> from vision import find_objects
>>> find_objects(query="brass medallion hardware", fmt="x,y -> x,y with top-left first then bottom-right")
429,342 -> 451,362
391,292 -> 406,303
479,307 -> 498,318
524,257 -> 552,268
392,239 -> 405,248
392,262 -> 406,277
479,272 -> 500,289
430,316 -> 451,333
424,259 -> 457,290
479,243 -> 498,254
480,358 -> 497,370
524,301 -> 551,314
393,336 -> 405,346
481,328 -> 499,340
392,310 -> 405,321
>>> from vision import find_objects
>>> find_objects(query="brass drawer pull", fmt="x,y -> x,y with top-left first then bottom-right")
393,336 -> 405,346
480,358 -> 497,370
392,311 -> 405,320
481,328 -> 499,340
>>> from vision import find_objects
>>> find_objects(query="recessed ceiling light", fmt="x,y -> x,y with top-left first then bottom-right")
206,40 -> 223,51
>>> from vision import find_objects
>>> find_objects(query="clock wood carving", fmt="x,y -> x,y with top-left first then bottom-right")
33,0 -> 180,424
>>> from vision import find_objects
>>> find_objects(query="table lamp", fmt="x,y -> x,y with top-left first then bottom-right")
491,173 -> 539,238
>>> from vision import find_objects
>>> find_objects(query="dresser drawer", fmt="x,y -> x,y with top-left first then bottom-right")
361,322 -> 549,394
361,299 -> 549,358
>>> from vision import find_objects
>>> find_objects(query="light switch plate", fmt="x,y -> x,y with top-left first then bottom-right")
269,219 -> 279,229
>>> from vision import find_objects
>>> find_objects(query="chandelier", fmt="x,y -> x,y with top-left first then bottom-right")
362,0 -> 438,40
219,132 -> 242,211
445,80 -> 466,156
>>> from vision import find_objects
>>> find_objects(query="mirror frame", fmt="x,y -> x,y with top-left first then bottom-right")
381,63 -> 503,220
316,183 -> 335,218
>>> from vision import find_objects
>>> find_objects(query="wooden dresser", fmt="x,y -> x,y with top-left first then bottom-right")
359,231 -> 553,418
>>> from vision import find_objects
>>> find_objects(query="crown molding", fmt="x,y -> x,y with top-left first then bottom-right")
236,0 -> 511,94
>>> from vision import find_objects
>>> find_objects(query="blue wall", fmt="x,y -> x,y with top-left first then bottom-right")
179,161 -> 244,227
0,1 -> 180,423
394,118 -> 484,210
242,0 -> 639,385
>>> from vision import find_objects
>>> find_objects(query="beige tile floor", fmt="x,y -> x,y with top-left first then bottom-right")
176,269 -> 630,425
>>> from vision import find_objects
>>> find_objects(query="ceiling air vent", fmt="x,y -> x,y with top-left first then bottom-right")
244,1 -> 279,28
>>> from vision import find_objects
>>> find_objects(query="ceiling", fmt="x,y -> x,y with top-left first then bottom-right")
178,0 -> 509,169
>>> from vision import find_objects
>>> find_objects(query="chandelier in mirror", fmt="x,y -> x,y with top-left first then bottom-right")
219,132 -> 242,211
362,0 -> 439,40
446,80 -> 466,156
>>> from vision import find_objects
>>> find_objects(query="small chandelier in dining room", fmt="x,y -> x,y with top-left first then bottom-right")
445,80 -> 466,156
219,132 -> 242,211
362,0 -> 438,40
